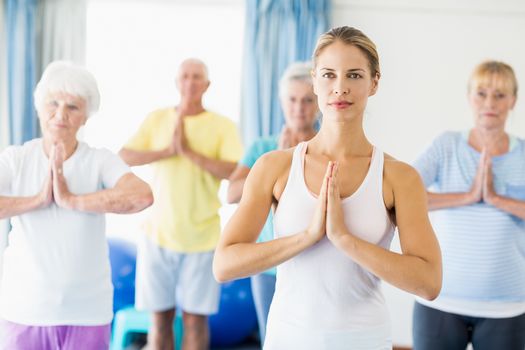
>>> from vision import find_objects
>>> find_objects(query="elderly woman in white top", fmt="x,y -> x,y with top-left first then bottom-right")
0,61 -> 153,350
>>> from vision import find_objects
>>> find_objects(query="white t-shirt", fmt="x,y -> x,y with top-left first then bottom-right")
0,138 -> 130,326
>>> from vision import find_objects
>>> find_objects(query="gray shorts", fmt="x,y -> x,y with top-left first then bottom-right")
134,234 -> 220,315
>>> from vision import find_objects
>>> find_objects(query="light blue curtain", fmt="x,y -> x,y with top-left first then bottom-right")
4,0 -> 87,146
5,0 -> 39,145
241,0 -> 331,145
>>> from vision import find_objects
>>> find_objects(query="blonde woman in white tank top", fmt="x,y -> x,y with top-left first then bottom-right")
214,26 -> 442,350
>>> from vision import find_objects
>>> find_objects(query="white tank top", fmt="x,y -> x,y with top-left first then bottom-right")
264,142 -> 395,350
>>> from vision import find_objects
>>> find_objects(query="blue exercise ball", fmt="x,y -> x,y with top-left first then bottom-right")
209,278 -> 258,347
108,238 -> 137,314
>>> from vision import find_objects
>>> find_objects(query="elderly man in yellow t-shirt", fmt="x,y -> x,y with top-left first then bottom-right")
119,58 -> 242,350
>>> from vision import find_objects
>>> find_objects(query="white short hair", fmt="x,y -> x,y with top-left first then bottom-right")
278,61 -> 314,100
33,61 -> 100,117
177,58 -> 209,81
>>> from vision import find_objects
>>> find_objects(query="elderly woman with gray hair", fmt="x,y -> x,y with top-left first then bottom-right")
0,61 -> 153,349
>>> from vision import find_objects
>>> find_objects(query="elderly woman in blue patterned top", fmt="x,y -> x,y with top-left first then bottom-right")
413,60 -> 525,350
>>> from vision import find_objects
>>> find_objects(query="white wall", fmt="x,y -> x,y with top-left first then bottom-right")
333,0 -> 525,346
333,0 -> 525,160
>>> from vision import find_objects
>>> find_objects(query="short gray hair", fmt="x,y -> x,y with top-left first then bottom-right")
177,58 -> 209,81
33,61 -> 100,117
278,61 -> 313,100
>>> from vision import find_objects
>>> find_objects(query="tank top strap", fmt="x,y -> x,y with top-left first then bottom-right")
366,146 -> 385,198
276,142 -> 309,203
289,141 -> 307,182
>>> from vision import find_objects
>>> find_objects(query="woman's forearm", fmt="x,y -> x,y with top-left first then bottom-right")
67,188 -> 152,214
227,165 -> 250,204
427,191 -> 477,210
64,175 -> 153,214
0,195 -> 45,219
487,194 -> 525,219
333,233 -> 442,300
226,178 -> 245,203
213,230 -> 314,282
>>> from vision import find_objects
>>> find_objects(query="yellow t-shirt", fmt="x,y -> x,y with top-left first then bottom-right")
125,108 -> 243,252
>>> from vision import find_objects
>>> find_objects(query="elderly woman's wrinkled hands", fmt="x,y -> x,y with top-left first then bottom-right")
482,152 -> 497,204
36,157 -> 54,209
467,149 -> 486,204
468,149 -> 497,205
51,144 -> 74,209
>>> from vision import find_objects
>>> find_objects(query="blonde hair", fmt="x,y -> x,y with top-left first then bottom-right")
468,60 -> 518,96
312,26 -> 380,78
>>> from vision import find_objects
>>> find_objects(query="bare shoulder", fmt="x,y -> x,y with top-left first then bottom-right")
250,147 -> 294,201
253,147 -> 293,171
250,148 -> 293,182
383,153 -> 425,204
384,153 -> 420,181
